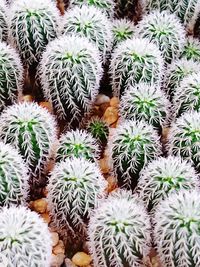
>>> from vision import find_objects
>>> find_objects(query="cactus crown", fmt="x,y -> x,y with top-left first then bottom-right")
180,37 -> 200,62
0,206 -> 52,267
153,190 -> 200,267
47,157 -> 107,237
9,0 -> 60,65
137,11 -> 186,63
88,189 -> 151,267
136,156 -> 198,212
120,83 -> 170,129
39,35 -> 102,123
110,38 -> 164,97
0,0 -> 8,42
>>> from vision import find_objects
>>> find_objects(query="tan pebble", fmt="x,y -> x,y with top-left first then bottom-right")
107,176 -> 117,193
64,258 -> 77,267
99,102 -> 110,114
95,94 -> 110,105
22,95 -> 33,102
41,213 -> 51,224
53,240 -> 65,255
39,101 -> 53,113
51,253 -> 65,267
110,97 -> 119,108
51,232 -> 59,247
110,121 -> 118,128
162,127 -> 170,140
99,157 -> 110,174
72,252 -> 92,266
103,107 -> 118,125
32,198 -> 47,213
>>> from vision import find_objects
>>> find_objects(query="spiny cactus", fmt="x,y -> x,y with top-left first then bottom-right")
136,156 -> 198,213
47,157 -> 107,239
153,190 -> 200,267
0,42 -> 23,112
0,102 -> 57,177
9,0 -> 60,66
137,11 -> 186,63
168,111 -> 200,170
62,5 -> 112,62
180,37 -> 200,62
88,189 -> 151,267
110,119 -> 162,189
119,83 -> 170,129
0,206 -> 52,267
110,38 -> 164,97
56,129 -> 100,162
114,0 -> 146,20
39,35 -> 102,124
0,0 -> 8,42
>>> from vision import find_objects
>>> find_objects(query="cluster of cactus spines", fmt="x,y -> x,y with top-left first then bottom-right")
0,0 -> 8,42
168,111 -> 200,170
136,156 -> 198,213
0,142 -> 29,206
119,83 -> 170,129
88,189 -> 151,267
9,0 -> 60,66
0,206 -> 52,267
0,42 -> 23,111
180,37 -> 200,62
110,119 -> 162,189
62,5 -> 113,62
0,102 -> 57,177
39,35 -> 102,124
114,0 -> 146,20
110,38 -> 164,97
47,157 -> 107,238
137,11 -> 186,63
153,190 -> 200,267
56,129 -> 100,162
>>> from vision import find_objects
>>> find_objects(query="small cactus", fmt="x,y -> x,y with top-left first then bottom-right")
0,102 -> 57,177
119,83 -> 170,129
0,206 -> 52,267
180,37 -> 200,62
137,11 -> 186,63
153,190 -> 200,267
88,189 -> 151,267
0,0 -> 8,42
110,38 -> 164,97
39,35 -> 102,124
110,119 -> 162,189
47,157 -> 107,239
136,156 -> 198,213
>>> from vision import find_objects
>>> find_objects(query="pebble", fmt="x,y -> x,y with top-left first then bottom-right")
39,101 -> 53,113
110,97 -> 119,108
31,198 -> 47,213
51,253 -> 65,267
72,252 -> 92,266
95,94 -> 110,105
107,176 -> 117,193
99,102 -> 110,114
53,240 -> 65,255
51,232 -> 59,247
99,157 -> 110,174
41,213 -> 51,224
22,95 -> 33,102
103,107 -> 118,125
64,258 -> 77,267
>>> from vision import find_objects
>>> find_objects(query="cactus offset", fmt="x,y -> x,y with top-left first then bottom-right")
180,37 -> 200,62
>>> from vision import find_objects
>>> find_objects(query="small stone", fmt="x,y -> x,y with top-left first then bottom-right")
103,107 -> 118,125
99,157 -> 110,174
41,213 -> 51,224
72,252 -> 92,266
95,94 -> 110,105
51,253 -> 65,267
99,102 -> 110,114
32,198 -> 47,213
22,95 -> 33,102
107,176 -> 117,193
162,127 -> 170,140
110,97 -> 119,108
39,101 -> 53,113
51,232 -> 59,247
53,240 -> 65,255
64,258 -> 76,267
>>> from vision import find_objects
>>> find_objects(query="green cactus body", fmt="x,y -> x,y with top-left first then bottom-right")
180,37 -> 200,62
0,0 -> 8,42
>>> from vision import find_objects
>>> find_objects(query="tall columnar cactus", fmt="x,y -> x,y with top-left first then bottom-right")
0,206 -> 52,267
0,42 -> 23,112
114,0 -> 146,20
47,157 -> 107,239
110,119 -> 162,189
39,35 -> 102,124
119,83 -> 170,129
0,102 -> 57,177
168,111 -> 200,170
88,189 -> 151,267
110,38 -> 164,97
136,156 -> 198,213
137,11 -> 186,63
153,190 -> 200,267
62,5 -> 112,62
9,0 -> 60,66
180,37 -> 200,62
0,0 -> 8,42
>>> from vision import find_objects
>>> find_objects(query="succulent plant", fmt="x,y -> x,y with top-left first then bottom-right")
110,119 -> 162,189
9,0 -> 60,66
62,5 -> 112,62
0,102 -> 57,177
180,37 -> 200,62
0,206 -> 52,267
168,111 -> 200,171
136,156 -> 198,213
88,189 -> 151,267
110,38 -> 164,97
39,35 -> 102,124
47,157 -> 107,239
120,83 -> 170,129
114,0 -> 146,20
137,11 -> 186,63
153,190 -> 200,267
0,0 -> 8,42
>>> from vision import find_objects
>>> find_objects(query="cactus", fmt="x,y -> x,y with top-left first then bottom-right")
0,206 -> 52,266
0,102 -> 57,177
62,5 -> 112,62
119,83 -> 170,129
9,0 -> 60,66
39,35 -> 102,124
168,111 -> 200,171
110,38 -> 164,97
110,119 -> 162,189
88,189 -> 151,267
136,156 -> 198,213
0,42 -> 23,112
137,11 -> 186,63
0,0 -> 8,42
47,157 -> 107,239
153,190 -> 200,267
180,37 -> 200,62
